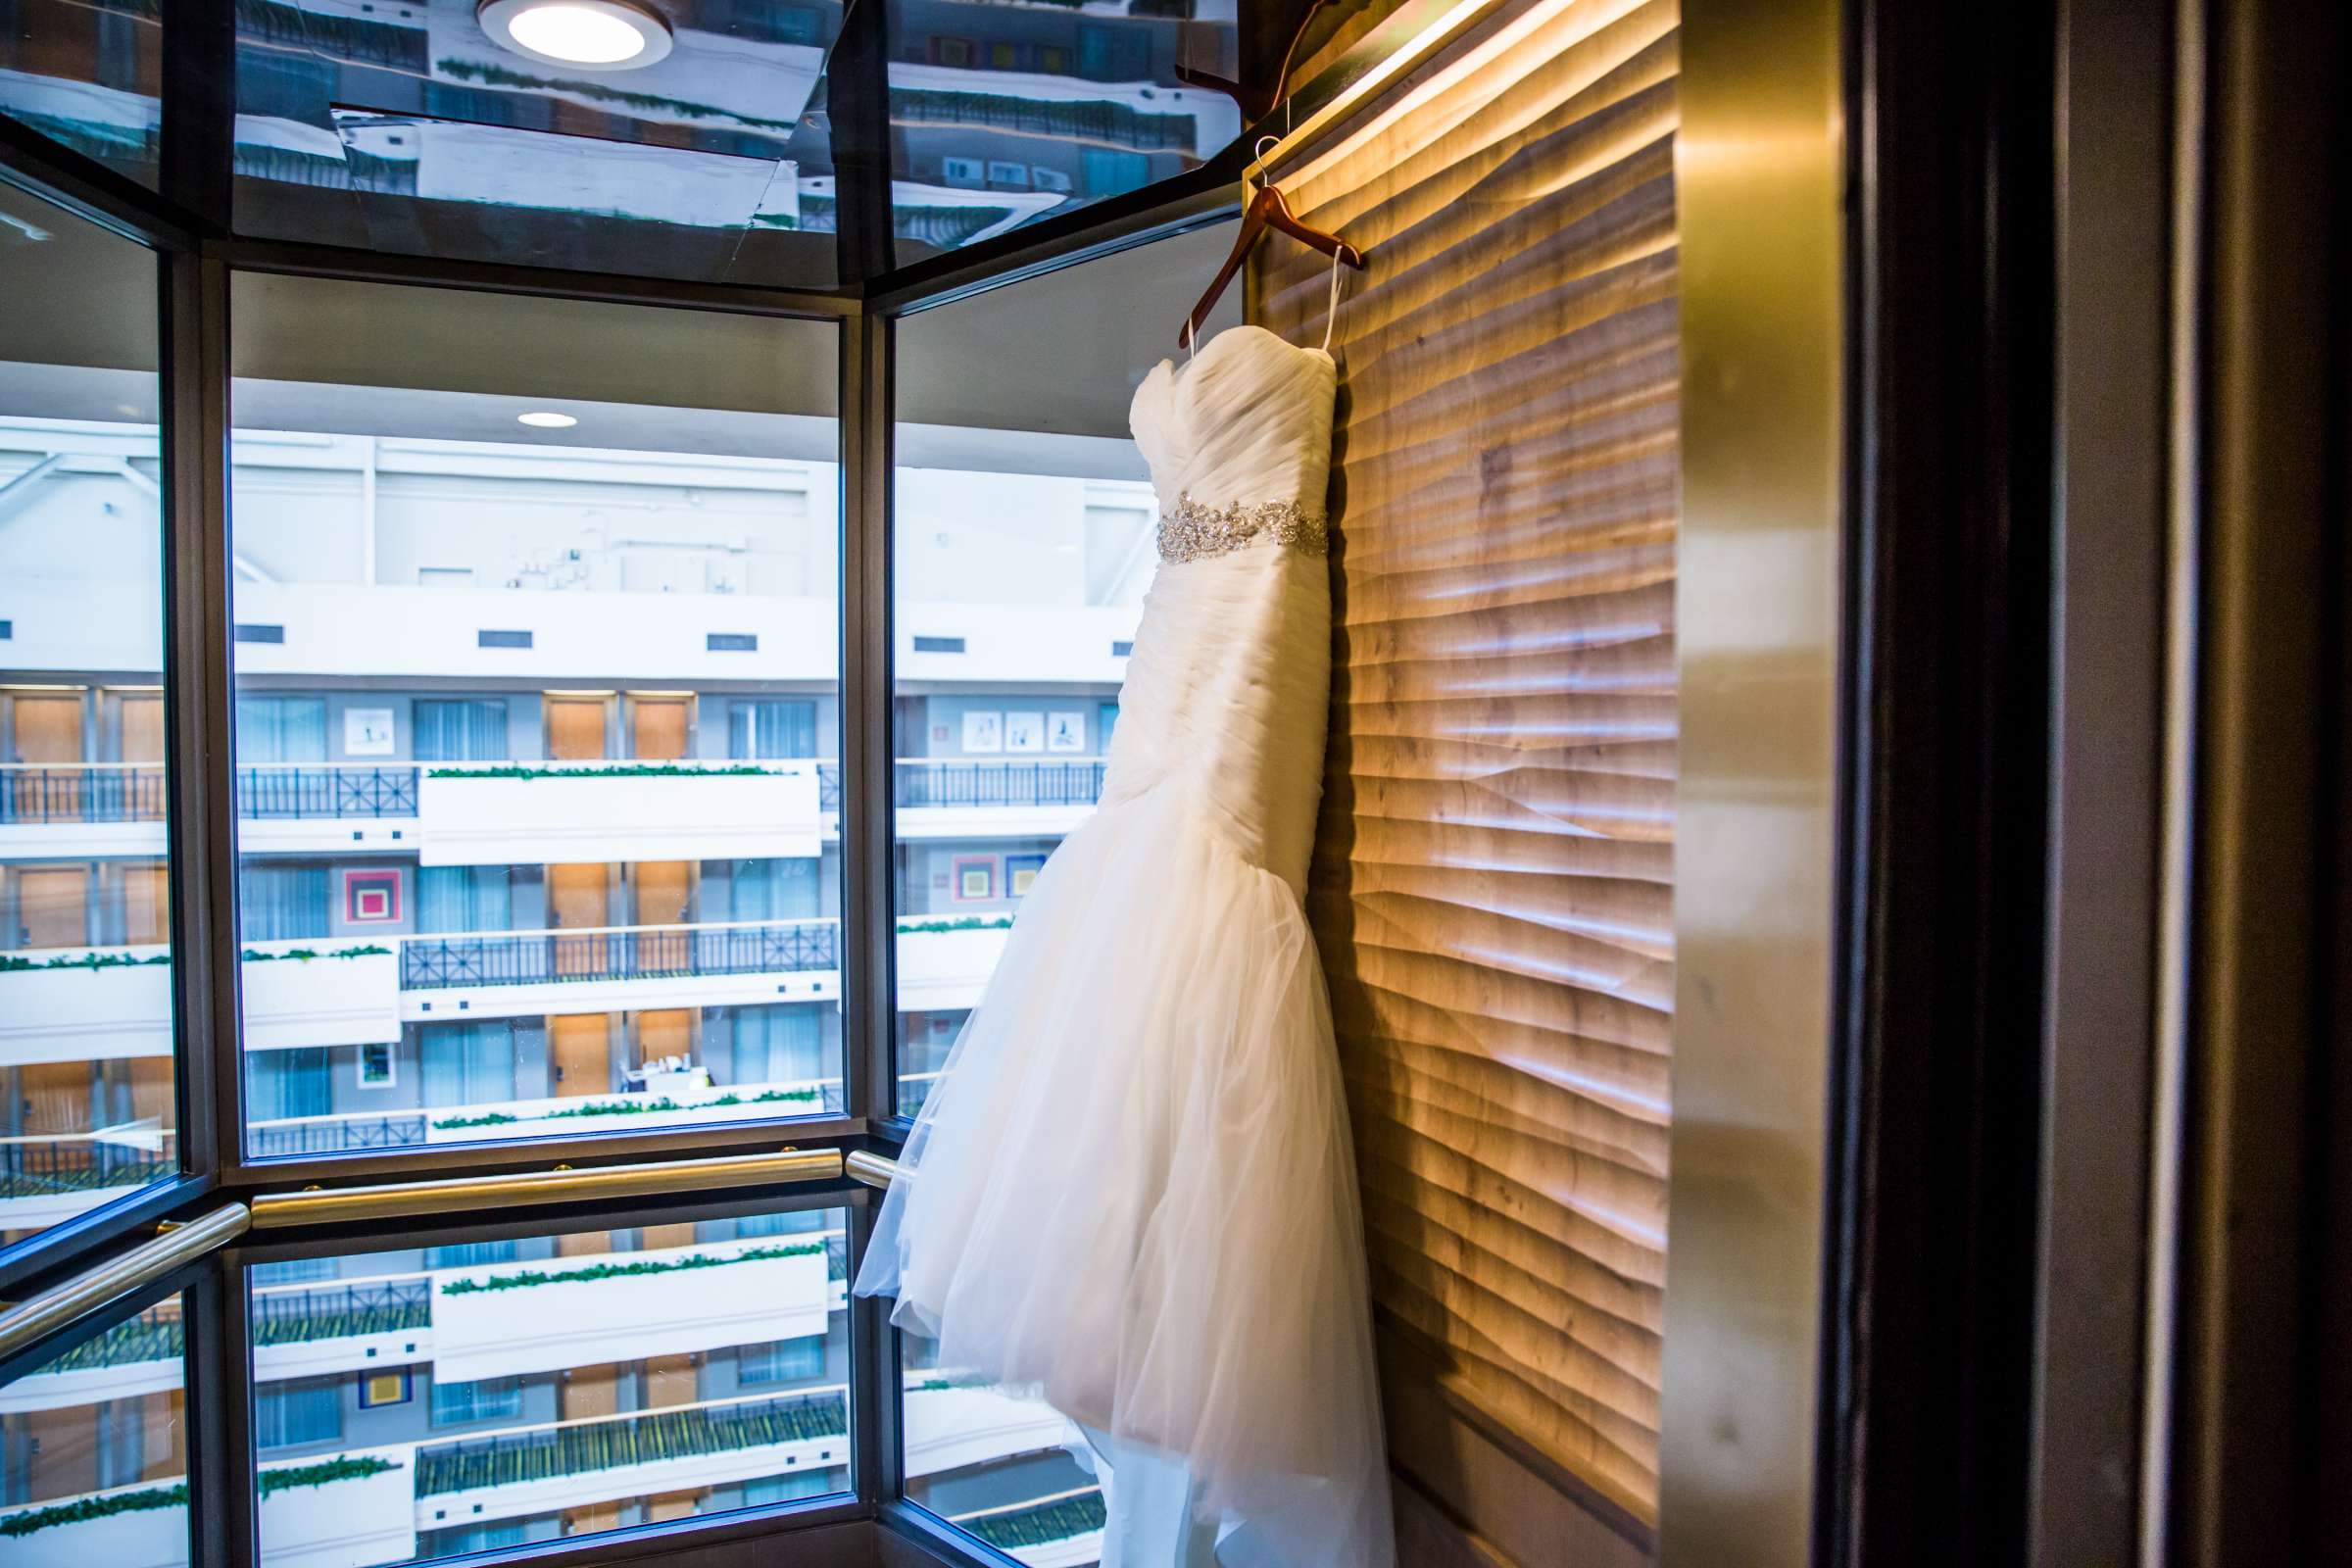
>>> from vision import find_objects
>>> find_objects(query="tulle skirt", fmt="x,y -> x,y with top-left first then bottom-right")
856,784 -> 1393,1568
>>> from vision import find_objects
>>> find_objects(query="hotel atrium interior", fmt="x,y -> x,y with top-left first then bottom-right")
0,1 -> 2344,1567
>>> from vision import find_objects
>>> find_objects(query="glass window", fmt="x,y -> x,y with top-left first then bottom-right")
0,1295 -> 187,1556
888,229 -> 1237,1117
228,276 -> 843,1158
249,1207 -> 852,1566
900,1327 -> 1098,1561
0,0 -> 164,188
0,180 -> 177,1251
229,0 -> 846,288
884,0 -> 1242,265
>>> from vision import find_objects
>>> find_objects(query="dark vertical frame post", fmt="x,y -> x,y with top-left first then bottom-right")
158,0 -> 233,229
840,311 -> 896,1129
831,0 -> 896,287
161,251 -> 241,1181
184,1251 -> 259,1567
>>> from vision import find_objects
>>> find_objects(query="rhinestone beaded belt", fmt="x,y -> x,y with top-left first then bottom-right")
1155,492 -> 1331,564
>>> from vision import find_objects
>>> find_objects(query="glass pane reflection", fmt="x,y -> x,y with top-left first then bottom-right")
0,1295 -> 189,1565
250,1209 -> 851,1565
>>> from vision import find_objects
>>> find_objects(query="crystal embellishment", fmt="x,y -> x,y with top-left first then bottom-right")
1155,492 -> 1330,564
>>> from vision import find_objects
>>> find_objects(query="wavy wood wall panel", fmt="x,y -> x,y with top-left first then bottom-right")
1254,0 -> 1679,1536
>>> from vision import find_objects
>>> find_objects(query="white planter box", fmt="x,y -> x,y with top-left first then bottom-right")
0,951 -> 172,1066
402,961 -> 838,1026
905,1385 -> 1080,1479
895,926 -> 1011,1014
420,1429 -> 843,1532
256,1446 -> 416,1568
421,1083 -> 829,1145
0,819 -> 167,862
0,1355 -> 181,1415
430,1240 -> 829,1382
240,944 -> 403,1051
417,765 -> 822,866
0,1485 -> 188,1568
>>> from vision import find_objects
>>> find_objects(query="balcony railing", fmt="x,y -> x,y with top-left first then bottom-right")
247,1112 -> 429,1157
0,1134 -> 175,1200
237,763 -> 418,819
895,759 -> 1106,810
955,1488 -> 1108,1553
252,1279 -> 431,1347
401,918 -> 839,991
416,1387 -> 849,1496
0,763 -> 166,824
0,763 -> 421,824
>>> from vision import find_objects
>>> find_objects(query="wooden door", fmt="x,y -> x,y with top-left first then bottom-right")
634,1010 -> 694,1069
15,866 -> 87,949
545,697 -> 608,760
549,1014 -> 611,1099
548,864 -> 609,978
644,1353 -> 697,1409
629,861 -> 693,976
118,694 -> 165,761
629,697 -> 690,760
122,862 -> 169,946
12,692 -> 83,819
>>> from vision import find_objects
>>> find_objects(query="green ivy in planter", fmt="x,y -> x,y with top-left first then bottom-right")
895,915 -> 1015,935
258,1455 -> 403,1496
426,763 -> 776,780
429,1086 -> 817,1131
0,1456 -> 399,1537
0,951 -> 170,972
239,946 -> 394,962
440,1241 -> 823,1296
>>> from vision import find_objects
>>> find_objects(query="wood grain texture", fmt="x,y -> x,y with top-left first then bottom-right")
1254,0 -> 1679,1531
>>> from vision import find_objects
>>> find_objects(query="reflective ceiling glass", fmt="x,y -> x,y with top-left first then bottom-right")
231,0 -> 846,285
0,0 -> 166,189
883,0 -> 1240,267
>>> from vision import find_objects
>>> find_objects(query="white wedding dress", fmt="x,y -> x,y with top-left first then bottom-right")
857,323 -> 1394,1567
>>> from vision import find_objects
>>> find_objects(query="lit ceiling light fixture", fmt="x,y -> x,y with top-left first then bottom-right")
476,0 -> 673,70
517,411 -> 578,428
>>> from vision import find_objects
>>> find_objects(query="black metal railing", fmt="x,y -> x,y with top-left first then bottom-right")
895,760 -> 1107,809
0,1138 -> 174,1200
402,919 -> 839,990
0,766 -> 167,824
416,1387 -> 849,1495
250,1279 -> 431,1348
237,765 -> 419,820
248,1114 -> 429,1157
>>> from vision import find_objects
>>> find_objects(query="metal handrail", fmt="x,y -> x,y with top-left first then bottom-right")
0,1203 -> 249,1365
845,1151 -> 902,1190
249,1146 -> 844,1228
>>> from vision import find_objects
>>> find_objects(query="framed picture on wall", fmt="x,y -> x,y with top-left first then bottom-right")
359,1370 -> 412,1408
343,707 -> 396,756
344,868 -> 401,923
962,710 -> 1004,753
358,1042 -> 396,1089
954,856 -> 997,901
1006,853 -> 1048,898
1047,711 -> 1086,752
1004,711 -> 1044,753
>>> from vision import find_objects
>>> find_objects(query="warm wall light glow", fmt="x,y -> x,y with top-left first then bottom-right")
476,0 -> 673,71
516,411 -> 578,428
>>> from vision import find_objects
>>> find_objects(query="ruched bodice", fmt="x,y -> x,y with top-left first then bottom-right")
1101,326 -> 1339,893
1130,324 -> 1338,513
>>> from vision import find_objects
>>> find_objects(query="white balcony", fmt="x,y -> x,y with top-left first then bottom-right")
399,916 -> 840,1023
0,1130 -> 174,1232
904,1384 -> 1080,1480
242,938 -> 404,1051
0,941 -> 399,1066
888,758 -> 1104,842
414,1078 -> 836,1145
428,1234 -> 830,1383
417,760 -> 822,867
0,1446 -> 416,1568
895,921 -> 1011,1014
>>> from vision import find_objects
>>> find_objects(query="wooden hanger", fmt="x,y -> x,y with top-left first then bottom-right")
1179,181 -> 1365,350
1175,0 -> 1335,124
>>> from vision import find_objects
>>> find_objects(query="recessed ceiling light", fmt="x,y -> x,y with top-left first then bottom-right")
476,0 -> 673,71
517,411 -> 578,428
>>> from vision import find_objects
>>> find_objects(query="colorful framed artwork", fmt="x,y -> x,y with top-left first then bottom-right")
954,856 -> 997,901
343,868 -> 401,923
359,1370 -> 413,1408
1006,853 -> 1048,898
1004,710 -> 1044,753
359,1041 -> 396,1089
